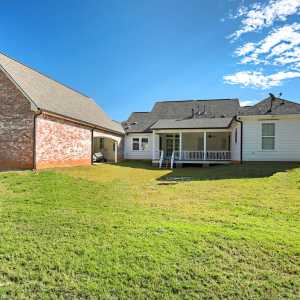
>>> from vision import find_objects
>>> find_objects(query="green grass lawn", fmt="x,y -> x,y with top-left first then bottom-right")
0,162 -> 300,299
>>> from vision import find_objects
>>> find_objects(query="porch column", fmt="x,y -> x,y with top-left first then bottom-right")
114,141 -> 118,163
203,131 -> 207,161
179,132 -> 182,160
152,130 -> 155,160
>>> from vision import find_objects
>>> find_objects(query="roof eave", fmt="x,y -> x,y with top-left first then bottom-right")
237,113 -> 300,119
41,110 -> 125,136
151,126 -> 231,130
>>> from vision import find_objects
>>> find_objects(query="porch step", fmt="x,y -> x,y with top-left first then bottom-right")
160,160 -> 176,169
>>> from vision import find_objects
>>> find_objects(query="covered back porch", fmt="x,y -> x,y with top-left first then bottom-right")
93,131 -> 122,163
152,129 -> 232,167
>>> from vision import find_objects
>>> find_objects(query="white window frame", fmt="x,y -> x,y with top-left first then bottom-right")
261,122 -> 276,151
132,138 -> 140,151
132,137 -> 149,152
141,138 -> 149,151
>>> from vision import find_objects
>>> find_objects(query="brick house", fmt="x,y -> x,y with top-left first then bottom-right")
0,53 -> 124,170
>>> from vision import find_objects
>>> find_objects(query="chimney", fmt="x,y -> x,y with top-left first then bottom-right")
267,93 -> 276,113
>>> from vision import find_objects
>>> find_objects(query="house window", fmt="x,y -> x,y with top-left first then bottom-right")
234,128 -> 238,144
132,138 -> 140,151
141,138 -> 149,150
132,137 -> 149,151
262,123 -> 275,150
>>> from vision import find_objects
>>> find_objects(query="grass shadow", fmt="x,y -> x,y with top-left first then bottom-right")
158,162 -> 300,181
96,160 -> 300,182
106,160 -> 159,170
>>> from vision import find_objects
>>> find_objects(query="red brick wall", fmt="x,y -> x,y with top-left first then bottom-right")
35,114 -> 92,169
0,69 -> 34,170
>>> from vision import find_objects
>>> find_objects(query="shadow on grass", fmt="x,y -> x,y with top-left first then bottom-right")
159,162 -> 300,181
107,160 -> 159,171
111,160 -> 300,181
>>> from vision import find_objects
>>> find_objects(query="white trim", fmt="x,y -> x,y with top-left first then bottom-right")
179,132 -> 182,160
93,130 -> 122,144
261,122 -> 276,151
203,131 -> 207,160
154,128 -> 232,133
131,136 -> 149,152
238,114 -> 300,121
152,131 -> 155,160
114,141 -> 118,163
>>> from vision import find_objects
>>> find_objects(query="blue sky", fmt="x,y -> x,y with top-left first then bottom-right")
1,0 -> 300,121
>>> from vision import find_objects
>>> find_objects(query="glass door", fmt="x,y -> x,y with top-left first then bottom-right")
165,134 -> 179,158
166,136 -> 174,158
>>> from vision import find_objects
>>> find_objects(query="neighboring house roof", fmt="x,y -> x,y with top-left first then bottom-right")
151,117 -> 233,129
124,99 -> 240,133
0,52 -> 124,134
239,96 -> 300,116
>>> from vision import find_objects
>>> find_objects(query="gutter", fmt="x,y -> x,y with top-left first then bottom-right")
33,110 -> 42,170
150,126 -> 231,130
91,128 -> 94,165
235,116 -> 243,164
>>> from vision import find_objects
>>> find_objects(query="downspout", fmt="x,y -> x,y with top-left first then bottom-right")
235,117 -> 243,164
91,128 -> 94,165
33,110 -> 42,170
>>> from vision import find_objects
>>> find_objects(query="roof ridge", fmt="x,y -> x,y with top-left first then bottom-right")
0,51 -> 91,99
253,96 -> 300,107
276,97 -> 300,106
154,98 -> 239,104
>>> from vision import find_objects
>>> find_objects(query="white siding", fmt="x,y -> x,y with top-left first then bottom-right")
242,117 -> 300,161
124,133 -> 153,160
231,121 -> 241,161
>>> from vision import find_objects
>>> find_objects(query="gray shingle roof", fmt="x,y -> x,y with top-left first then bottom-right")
0,52 -> 124,134
123,112 -> 159,133
239,96 -> 300,116
151,117 -> 233,129
124,97 -> 300,133
124,99 -> 240,132
152,99 -> 240,118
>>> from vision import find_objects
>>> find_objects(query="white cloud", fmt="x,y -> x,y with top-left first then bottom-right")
230,0 -> 300,39
224,70 -> 300,88
224,0 -> 300,89
235,23 -> 300,69
235,42 -> 256,56
240,100 -> 255,106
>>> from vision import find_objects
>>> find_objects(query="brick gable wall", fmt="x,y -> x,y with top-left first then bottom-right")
0,69 -> 34,170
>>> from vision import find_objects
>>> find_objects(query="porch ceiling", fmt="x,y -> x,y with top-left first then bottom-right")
93,130 -> 122,144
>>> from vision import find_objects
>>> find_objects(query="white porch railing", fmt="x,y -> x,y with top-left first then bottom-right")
170,151 -> 175,169
174,151 -> 231,161
159,150 -> 164,168
206,151 -> 231,161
